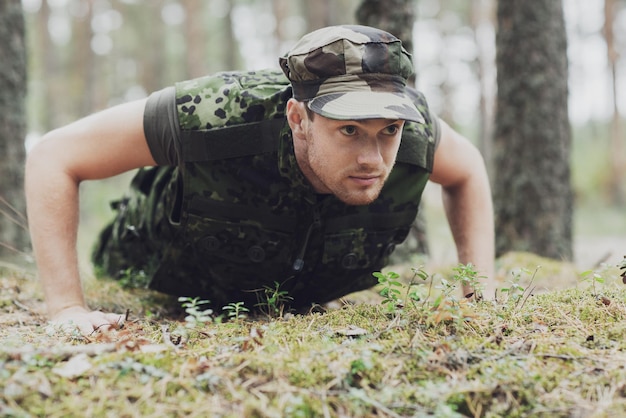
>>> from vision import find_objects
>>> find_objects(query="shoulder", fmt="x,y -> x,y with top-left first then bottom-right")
175,70 -> 292,130
396,87 -> 438,171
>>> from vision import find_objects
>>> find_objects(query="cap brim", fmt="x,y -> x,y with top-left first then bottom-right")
307,91 -> 425,123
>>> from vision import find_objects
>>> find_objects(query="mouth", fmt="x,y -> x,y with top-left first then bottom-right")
349,174 -> 381,187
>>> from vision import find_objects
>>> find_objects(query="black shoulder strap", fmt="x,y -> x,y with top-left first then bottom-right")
180,118 -> 285,162
396,123 -> 435,172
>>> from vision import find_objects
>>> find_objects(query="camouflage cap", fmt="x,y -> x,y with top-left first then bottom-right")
279,25 -> 424,123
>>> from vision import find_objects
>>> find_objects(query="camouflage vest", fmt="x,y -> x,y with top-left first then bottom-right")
145,70 -> 435,309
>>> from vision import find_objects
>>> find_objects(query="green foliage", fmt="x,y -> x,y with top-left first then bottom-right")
374,270 -> 403,312
178,296 -> 213,328
500,266 -> 538,310
375,263 -> 485,328
222,301 -> 249,321
451,262 -> 484,297
255,281 -> 293,318
375,266 -> 430,314
581,269 -> 606,296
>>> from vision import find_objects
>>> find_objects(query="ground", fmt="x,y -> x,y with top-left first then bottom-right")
1,250 -> 625,417
2,182 -> 625,416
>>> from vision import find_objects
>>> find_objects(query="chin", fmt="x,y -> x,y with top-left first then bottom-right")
337,191 -> 381,206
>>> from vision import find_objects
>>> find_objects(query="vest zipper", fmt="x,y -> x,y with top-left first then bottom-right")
292,205 -> 321,272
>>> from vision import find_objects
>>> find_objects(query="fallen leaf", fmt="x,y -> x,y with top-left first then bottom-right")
52,354 -> 93,379
335,325 -> 368,337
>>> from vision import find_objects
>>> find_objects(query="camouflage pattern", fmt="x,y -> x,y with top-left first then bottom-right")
279,25 -> 423,123
93,67 -> 436,310
92,165 -> 178,285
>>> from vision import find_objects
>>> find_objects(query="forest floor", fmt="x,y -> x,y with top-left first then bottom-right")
1,247 -> 625,417
1,185 -> 625,417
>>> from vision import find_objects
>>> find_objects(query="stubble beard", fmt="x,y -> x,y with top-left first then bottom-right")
305,139 -> 391,206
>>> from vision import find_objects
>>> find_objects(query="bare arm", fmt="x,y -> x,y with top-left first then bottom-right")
429,119 -> 495,298
25,98 -> 157,334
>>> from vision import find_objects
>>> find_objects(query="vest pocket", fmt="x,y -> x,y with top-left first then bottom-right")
321,228 -> 409,272
183,212 -> 295,283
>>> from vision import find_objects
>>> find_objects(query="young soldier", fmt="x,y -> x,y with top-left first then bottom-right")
26,25 -> 494,334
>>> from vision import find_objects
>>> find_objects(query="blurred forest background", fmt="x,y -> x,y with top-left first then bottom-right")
1,0 -> 625,273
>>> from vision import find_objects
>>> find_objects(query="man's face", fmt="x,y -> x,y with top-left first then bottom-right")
296,109 -> 404,205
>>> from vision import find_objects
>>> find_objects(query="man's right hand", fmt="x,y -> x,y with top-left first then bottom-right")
49,306 -> 125,336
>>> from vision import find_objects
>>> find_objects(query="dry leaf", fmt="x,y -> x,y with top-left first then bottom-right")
52,354 -> 93,379
335,325 -> 368,337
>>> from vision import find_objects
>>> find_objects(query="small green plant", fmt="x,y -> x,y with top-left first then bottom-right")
178,296 -> 213,328
346,354 -> 374,388
376,267 -> 431,314
222,301 -> 249,321
451,263 -> 484,298
427,263 -> 490,326
374,270 -> 403,312
500,269 -> 528,303
429,276 -> 462,325
256,281 -> 292,317
406,266 -> 429,306
500,267 -> 539,310
581,269 -> 605,297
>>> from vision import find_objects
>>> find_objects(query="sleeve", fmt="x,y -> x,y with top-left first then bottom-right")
431,115 -> 441,150
143,86 -> 181,166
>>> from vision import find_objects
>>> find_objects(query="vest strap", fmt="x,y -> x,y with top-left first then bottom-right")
396,126 -> 435,171
181,118 -> 285,162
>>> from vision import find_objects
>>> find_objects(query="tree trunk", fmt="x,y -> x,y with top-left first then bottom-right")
493,0 -> 573,260
71,0 -> 96,117
603,0 -> 625,206
470,0 -> 495,177
35,0 -> 56,131
0,0 -> 30,259
302,0 -> 331,30
223,0 -> 239,70
355,0 -> 415,58
141,1 -> 167,93
182,0 -> 207,79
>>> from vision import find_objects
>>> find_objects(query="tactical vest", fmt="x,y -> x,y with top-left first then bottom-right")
97,69 -> 436,310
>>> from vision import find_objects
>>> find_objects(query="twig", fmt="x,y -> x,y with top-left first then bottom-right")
0,196 -> 29,230
515,266 -> 540,311
0,241 -> 32,258
12,299 -> 32,312
518,285 -> 536,311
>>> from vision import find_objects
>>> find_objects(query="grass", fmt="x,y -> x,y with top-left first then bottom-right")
1,255 -> 626,417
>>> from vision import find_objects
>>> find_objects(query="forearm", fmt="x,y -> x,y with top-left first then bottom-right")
441,169 -> 495,298
26,146 -> 86,317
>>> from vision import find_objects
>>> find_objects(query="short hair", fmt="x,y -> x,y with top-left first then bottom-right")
303,101 -> 316,121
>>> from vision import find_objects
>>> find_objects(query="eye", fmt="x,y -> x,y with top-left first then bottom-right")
382,124 -> 402,135
339,125 -> 358,136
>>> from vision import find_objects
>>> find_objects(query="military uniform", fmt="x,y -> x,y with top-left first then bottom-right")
93,25 -> 439,310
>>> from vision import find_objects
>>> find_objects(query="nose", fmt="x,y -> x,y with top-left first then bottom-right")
356,137 -> 383,167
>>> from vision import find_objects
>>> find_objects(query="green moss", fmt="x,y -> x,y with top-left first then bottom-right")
3,255 -> 626,416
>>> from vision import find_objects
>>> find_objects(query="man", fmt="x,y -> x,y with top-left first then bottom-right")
26,25 -> 494,334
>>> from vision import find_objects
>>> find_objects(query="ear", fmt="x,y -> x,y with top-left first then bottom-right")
286,99 -> 308,140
